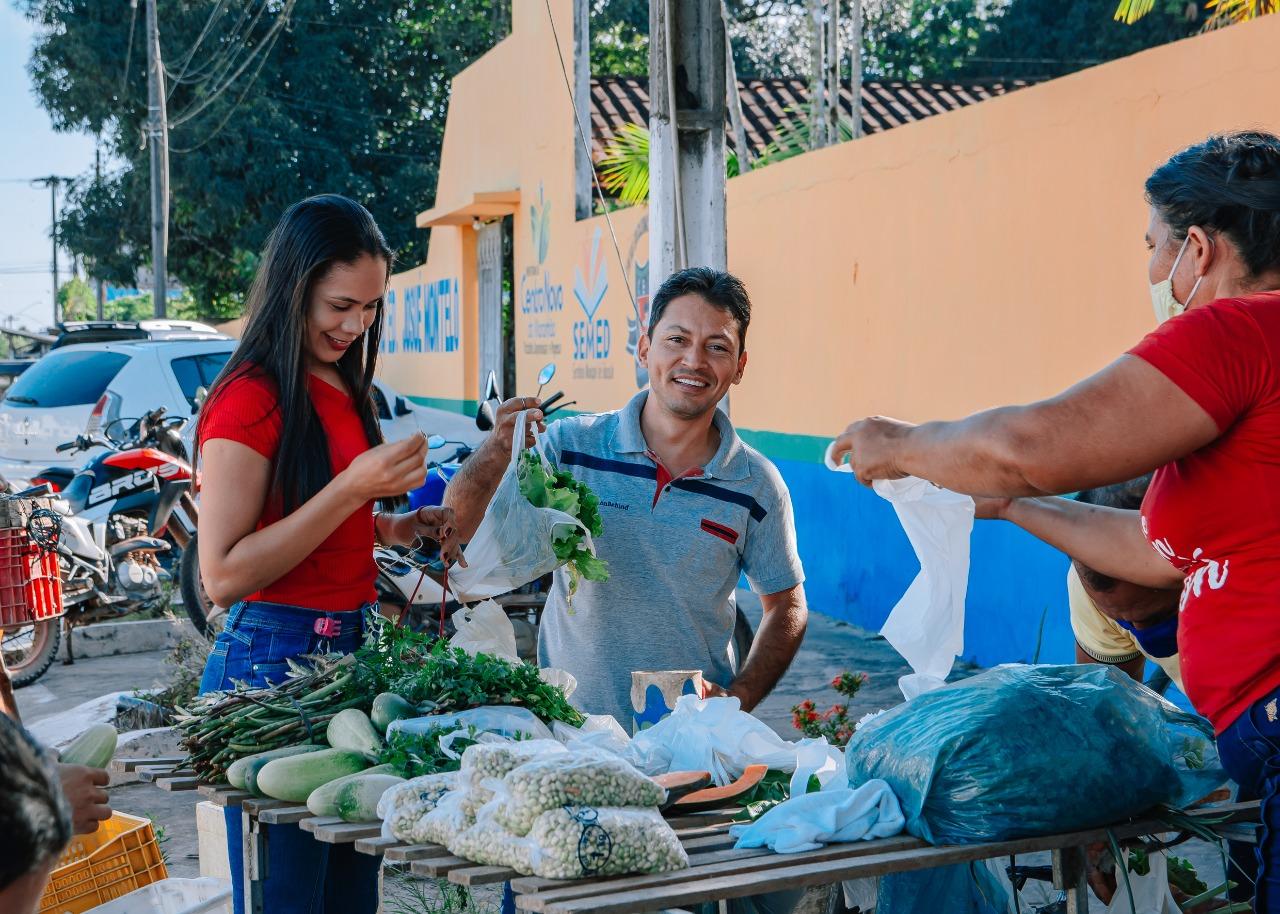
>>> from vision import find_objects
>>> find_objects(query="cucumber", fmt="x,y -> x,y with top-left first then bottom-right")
228,744 -> 324,790
245,744 -> 328,797
334,773 -> 406,822
256,748 -> 371,803
60,724 -> 118,769
306,764 -> 399,817
325,708 -> 383,758
370,693 -> 416,734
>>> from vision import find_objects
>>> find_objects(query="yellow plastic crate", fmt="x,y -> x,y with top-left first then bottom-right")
39,812 -> 168,914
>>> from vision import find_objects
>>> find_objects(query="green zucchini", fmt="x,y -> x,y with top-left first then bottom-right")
335,773 -> 406,822
228,744 -> 324,791
256,748 -> 370,803
305,764 -> 399,817
325,708 -> 383,758
370,693 -> 416,734
60,724 -> 118,769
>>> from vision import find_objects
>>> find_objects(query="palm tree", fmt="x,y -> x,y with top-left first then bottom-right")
1114,0 -> 1276,28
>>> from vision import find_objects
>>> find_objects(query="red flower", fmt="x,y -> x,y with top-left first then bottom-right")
832,674 -> 844,689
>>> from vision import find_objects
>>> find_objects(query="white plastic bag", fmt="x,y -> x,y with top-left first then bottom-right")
729,779 -> 905,853
823,446 -> 975,700
388,706 -> 555,753
627,695 -> 803,785
553,715 -> 633,757
449,600 -> 519,662
791,737 -> 847,795
448,411 -> 591,601
379,772 -> 458,842
1104,854 -> 1181,914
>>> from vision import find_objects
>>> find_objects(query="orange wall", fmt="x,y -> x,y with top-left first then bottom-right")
382,1 -> 1280,437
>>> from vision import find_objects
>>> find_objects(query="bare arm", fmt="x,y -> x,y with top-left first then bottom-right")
722,585 -> 808,712
444,398 -> 544,542
991,496 -> 1183,588
199,435 -> 428,606
836,355 -> 1220,497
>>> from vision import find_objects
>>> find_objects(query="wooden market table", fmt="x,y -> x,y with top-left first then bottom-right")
113,758 -> 1260,914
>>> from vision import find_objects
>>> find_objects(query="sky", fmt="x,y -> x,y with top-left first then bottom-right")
0,4 -> 100,333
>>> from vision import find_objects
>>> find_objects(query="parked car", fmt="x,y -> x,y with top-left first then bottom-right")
0,335 -> 444,487
51,319 -> 228,349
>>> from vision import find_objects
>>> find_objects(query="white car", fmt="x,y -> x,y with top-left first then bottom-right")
0,337 -> 446,487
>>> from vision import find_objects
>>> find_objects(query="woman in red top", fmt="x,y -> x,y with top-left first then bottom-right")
835,131 -> 1280,912
195,194 -> 457,914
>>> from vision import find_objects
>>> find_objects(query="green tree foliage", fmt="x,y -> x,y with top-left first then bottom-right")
22,0 -> 510,317
963,0 -> 1200,80
56,277 -> 95,322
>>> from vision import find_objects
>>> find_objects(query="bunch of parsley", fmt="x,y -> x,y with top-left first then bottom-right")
517,451 -> 609,594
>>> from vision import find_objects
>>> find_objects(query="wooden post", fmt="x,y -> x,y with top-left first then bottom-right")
721,0 -> 752,173
649,0 -> 727,277
807,0 -> 827,149
573,0 -> 592,219
1052,845 -> 1090,914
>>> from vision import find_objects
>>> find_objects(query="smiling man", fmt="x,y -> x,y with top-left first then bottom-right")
446,267 -> 808,726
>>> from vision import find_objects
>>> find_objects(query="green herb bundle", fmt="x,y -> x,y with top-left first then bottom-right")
356,623 -> 584,728
517,451 -> 609,593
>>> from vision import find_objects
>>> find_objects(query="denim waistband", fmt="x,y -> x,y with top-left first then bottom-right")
226,599 -> 375,636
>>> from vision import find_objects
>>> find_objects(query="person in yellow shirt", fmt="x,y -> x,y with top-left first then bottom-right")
1064,477 -> 1183,689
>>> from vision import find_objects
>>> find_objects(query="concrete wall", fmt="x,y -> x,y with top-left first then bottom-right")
380,0 -> 1280,666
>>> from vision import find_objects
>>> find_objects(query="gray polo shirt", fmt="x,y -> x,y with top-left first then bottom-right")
536,390 -> 805,726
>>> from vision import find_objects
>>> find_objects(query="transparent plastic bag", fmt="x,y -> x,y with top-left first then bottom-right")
459,739 -> 569,792
378,772 -> 458,843
449,816 -> 529,870
449,600 -> 519,662
846,664 -> 1226,844
525,806 -> 689,879
388,706 -> 555,756
448,411 -> 592,601
490,749 -> 667,835
417,790 -> 477,847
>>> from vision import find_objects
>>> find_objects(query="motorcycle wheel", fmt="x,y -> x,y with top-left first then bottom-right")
179,531 -> 226,640
2,620 -> 61,688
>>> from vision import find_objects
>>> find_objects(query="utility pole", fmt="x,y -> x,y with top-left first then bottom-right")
94,143 -> 105,319
573,0 -> 591,219
722,0 -> 752,174
649,0 -> 727,279
825,0 -> 840,145
850,0 -> 864,138
145,0 -> 169,318
31,176 -> 66,327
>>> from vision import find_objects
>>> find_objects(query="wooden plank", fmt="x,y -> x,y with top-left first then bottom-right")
240,798 -> 291,817
517,804 -> 1261,914
257,805 -> 311,825
312,821 -> 383,844
157,776 -> 201,792
410,855 -> 475,878
449,864 -> 523,886
298,815 -> 341,834
384,843 -> 453,863
665,812 -> 737,831
111,756 -> 187,774
138,766 -> 194,782
355,835 -> 402,856
517,835 -> 926,911
677,834 -> 737,852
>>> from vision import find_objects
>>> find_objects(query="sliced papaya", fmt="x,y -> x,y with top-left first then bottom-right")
652,770 -> 712,809
674,763 -> 770,811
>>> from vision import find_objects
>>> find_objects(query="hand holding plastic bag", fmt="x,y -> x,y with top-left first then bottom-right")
449,411 -> 591,601
730,780 -> 905,853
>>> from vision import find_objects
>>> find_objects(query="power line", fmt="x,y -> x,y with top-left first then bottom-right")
167,0 -> 294,129
166,0 -> 268,90
121,0 -> 139,101
164,0 -> 231,98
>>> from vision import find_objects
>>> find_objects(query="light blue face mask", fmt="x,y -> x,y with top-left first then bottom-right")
1150,234 -> 1208,324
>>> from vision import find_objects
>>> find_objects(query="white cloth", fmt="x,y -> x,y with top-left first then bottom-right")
729,780 -> 905,854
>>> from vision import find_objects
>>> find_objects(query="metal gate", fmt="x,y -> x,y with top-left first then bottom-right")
477,221 -> 504,398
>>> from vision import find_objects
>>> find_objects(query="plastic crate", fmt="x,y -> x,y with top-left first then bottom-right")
0,525 -> 63,628
38,812 -> 169,914
80,878 -> 231,914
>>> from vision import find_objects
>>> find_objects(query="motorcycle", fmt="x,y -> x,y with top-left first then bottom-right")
1,408 -> 199,687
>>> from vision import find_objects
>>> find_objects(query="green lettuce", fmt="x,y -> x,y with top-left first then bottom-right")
517,451 -> 609,597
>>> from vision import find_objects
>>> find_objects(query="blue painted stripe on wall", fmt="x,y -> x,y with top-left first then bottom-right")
772,455 -> 1075,669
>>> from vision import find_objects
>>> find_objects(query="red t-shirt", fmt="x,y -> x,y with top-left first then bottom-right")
1129,291 -> 1280,732
198,368 -> 376,612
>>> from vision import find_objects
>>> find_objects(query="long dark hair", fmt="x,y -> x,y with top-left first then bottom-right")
201,194 -> 393,514
1146,131 -> 1280,282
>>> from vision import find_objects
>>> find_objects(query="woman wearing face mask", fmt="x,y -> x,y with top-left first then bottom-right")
195,195 -> 459,914
834,131 -> 1280,912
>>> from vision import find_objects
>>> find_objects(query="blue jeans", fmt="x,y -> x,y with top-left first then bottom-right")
1217,683 -> 1280,914
198,600 -> 379,914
